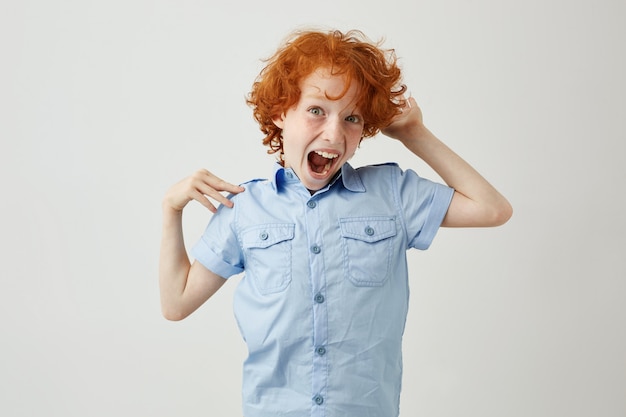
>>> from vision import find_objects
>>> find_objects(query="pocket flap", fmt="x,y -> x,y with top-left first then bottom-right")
339,216 -> 396,243
241,224 -> 295,249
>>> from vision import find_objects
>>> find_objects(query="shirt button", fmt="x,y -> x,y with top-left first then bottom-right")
285,172 -> 293,178
313,395 -> 324,405
307,200 -> 317,208
311,245 -> 321,254
314,293 -> 325,304
365,226 -> 375,236
316,346 -> 326,356
259,232 -> 269,240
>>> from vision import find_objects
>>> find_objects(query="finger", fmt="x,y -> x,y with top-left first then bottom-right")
196,183 -> 237,209
399,96 -> 415,113
190,190 -> 219,213
217,181 -> 245,195
198,170 -> 245,194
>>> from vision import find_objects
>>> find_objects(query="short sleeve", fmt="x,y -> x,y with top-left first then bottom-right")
396,168 -> 454,250
190,201 -> 244,279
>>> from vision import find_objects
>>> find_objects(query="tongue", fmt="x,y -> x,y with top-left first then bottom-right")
309,152 -> 330,174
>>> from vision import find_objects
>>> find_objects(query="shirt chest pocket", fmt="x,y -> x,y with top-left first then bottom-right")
241,223 -> 295,295
339,216 -> 397,287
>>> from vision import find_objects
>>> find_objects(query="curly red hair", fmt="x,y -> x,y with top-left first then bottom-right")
246,29 -> 407,156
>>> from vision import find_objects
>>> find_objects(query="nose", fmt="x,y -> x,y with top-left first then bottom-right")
323,117 -> 344,144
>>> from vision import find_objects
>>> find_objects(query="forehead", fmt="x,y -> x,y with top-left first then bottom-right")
299,67 -> 360,100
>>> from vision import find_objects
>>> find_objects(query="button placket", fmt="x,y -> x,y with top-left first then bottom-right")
304,193 -> 327,415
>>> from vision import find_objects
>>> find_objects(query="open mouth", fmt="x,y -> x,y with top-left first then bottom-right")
307,150 -> 338,175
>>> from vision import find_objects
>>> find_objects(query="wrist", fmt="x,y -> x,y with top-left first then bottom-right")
399,124 -> 433,146
162,201 -> 184,217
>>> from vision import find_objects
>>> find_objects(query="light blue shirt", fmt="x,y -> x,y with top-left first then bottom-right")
192,162 -> 454,417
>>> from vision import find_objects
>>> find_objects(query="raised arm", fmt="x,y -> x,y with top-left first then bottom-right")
159,169 -> 244,321
381,97 -> 512,227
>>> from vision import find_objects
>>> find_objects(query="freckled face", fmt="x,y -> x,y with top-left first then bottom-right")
272,68 -> 364,192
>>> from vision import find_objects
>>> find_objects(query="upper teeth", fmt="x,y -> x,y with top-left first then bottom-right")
315,150 -> 338,159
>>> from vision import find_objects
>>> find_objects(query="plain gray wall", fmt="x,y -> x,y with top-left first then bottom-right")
1,0 -> 624,416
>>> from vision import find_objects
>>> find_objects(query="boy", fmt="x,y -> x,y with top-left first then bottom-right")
160,29 -> 512,417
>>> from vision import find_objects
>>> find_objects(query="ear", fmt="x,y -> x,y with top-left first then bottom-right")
272,113 -> 285,129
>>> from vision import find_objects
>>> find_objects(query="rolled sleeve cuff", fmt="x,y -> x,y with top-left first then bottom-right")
410,185 -> 455,250
191,238 -> 243,279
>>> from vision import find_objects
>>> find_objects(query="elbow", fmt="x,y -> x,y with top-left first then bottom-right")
162,312 -> 184,322
489,199 -> 513,227
161,304 -> 190,322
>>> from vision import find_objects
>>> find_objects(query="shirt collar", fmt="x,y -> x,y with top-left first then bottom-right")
271,162 -> 365,194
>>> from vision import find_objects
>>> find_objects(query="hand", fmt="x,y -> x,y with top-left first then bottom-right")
163,169 -> 245,213
381,96 -> 426,144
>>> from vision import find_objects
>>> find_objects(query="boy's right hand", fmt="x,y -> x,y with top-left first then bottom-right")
163,169 -> 245,214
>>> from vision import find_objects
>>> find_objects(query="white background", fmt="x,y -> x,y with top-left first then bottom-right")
1,0 -> 625,416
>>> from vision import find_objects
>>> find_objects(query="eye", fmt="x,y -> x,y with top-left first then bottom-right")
345,114 -> 361,124
308,107 -> 324,116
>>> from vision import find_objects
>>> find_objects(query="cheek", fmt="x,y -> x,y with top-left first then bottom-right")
281,138 -> 305,166
346,134 -> 363,155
